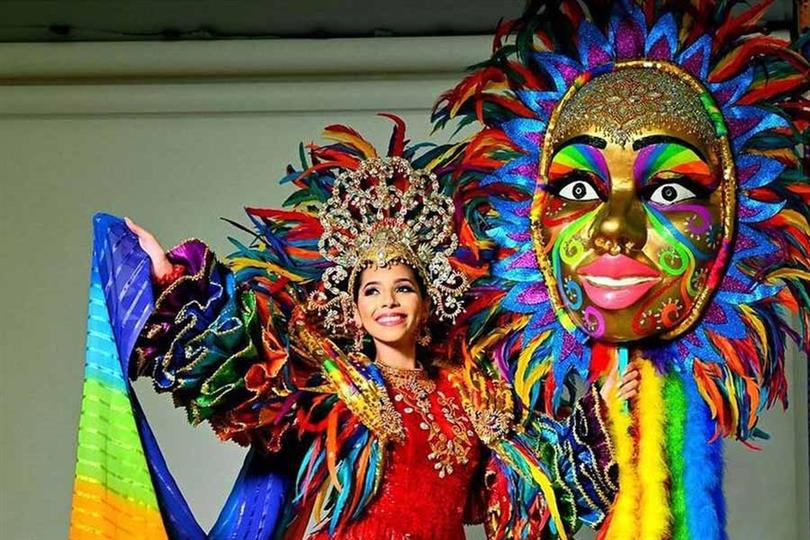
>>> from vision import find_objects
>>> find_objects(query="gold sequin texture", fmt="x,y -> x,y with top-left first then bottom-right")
553,67 -> 717,149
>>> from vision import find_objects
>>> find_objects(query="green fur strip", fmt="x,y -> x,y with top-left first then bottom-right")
664,374 -> 688,540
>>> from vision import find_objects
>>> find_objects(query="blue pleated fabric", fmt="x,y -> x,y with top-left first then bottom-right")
90,212 -> 288,539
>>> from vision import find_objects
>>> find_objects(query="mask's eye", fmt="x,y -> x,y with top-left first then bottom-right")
647,183 -> 697,205
556,178 -> 602,202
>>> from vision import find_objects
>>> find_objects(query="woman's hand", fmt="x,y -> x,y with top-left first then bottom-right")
125,217 -> 174,280
599,363 -> 640,403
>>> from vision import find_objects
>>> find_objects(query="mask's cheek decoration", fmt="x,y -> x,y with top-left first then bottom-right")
629,198 -> 722,334
549,207 -> 601,311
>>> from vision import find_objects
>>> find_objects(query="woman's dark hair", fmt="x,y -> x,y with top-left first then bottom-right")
352,263 -> 438,378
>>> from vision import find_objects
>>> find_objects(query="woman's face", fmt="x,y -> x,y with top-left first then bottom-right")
532,67 -> 734,342
355,263 -> 428,348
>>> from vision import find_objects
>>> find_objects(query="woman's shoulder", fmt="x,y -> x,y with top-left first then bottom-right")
432,358 -> 463,374
432,361 -> 464,386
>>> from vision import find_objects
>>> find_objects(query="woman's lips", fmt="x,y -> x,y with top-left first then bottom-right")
375,313 -> 407,326
578,254 -> 660,311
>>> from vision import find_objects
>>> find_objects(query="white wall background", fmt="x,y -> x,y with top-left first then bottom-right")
0,38 -> 807,540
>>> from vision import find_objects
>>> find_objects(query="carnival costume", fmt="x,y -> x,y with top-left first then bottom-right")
433,1 -> 810,539
70,118 -> 619,539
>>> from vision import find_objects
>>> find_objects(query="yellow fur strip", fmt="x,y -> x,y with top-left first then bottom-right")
603,371 -> 638,540
69,478 -> 168,540
637,361 -> 671,539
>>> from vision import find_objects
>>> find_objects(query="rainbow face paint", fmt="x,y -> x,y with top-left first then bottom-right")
532,68 -> 735,342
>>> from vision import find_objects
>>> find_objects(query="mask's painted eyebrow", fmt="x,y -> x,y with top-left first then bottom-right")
557,135 -> 607,149
632,135 -> 707,161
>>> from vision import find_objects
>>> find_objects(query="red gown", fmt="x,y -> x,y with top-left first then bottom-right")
308,364 -> 484,540
137,247 -> 618,540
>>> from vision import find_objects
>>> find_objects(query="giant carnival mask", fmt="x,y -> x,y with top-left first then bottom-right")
534,64 -> 736,342
434,1 -> 809,539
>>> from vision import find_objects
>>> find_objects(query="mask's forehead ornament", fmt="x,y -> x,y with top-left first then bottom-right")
313,156 -> 468,334
552,64 -> 720,150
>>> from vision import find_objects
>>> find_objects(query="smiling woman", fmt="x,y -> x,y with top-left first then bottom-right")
87,118 -> 638,540
354,264 -> 429,362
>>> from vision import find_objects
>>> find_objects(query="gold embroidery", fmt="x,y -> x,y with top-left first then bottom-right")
450,367 -> 514,446
292,325 -> 405,443
378,363 -> 474,478
553,67 -> 717,149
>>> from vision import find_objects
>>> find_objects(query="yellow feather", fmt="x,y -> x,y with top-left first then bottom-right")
423,144 -> 461,171
514,331 -> 550,404
765,267 -> 810,283
312,482 -> 328,523
695,380 -> 720,420
227,257 -> 307,282
495,441 -> 570,540
777,208 -> 810,231
469,316 -> 526,363
637,361 -> 671,540
723,374 -> 740,430
603,354 -> 639,540
322,129 -> 378,159
740,305 -> 768,348
526,460 -> 569,540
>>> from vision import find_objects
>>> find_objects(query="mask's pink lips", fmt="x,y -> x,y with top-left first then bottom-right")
579,254 -> 660,279
578,255 -> 660,311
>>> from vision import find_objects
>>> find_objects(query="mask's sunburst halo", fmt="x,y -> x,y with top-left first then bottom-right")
436,0 -> 810,442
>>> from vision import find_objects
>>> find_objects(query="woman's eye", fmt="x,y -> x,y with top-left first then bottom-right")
363,287 -> 379,296
648,183 -> 697,205
396,285 -> 415,293
556,179 -> 601,202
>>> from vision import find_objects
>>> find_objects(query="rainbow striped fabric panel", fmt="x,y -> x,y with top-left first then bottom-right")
70,213 -> 288,540
70,213 -> 203,539
70,213 -> 169,538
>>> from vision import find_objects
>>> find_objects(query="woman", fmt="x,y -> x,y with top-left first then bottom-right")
125,119 -> 638,539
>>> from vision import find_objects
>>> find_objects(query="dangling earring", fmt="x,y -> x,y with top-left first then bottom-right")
353,327 -> 366,352
417,324 -> 432,347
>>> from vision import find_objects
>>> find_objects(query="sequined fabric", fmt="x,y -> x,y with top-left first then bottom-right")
308,366 -> 483,540
132,239 -> 299,451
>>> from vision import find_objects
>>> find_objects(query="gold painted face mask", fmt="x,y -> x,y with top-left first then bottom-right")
531,64 -> 736,342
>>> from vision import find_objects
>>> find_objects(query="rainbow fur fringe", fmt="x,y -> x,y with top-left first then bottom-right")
601,346 -> 725,540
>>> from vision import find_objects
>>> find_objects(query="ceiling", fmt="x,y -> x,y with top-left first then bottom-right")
0,0 -> 796,42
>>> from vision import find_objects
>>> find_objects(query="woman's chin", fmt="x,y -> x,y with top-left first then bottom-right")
369,330 -> 417,349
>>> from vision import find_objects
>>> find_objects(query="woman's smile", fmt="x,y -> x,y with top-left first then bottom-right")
374,311 -> 408,326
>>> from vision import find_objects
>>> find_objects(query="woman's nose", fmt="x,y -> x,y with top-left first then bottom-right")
381,289 -> 399,307
590,188 -> 647,255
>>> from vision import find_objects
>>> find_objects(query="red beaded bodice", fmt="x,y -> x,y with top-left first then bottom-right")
308,365 -> 483,540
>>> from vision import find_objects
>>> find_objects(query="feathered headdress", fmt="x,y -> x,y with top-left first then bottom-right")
232,114 -> 467,340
